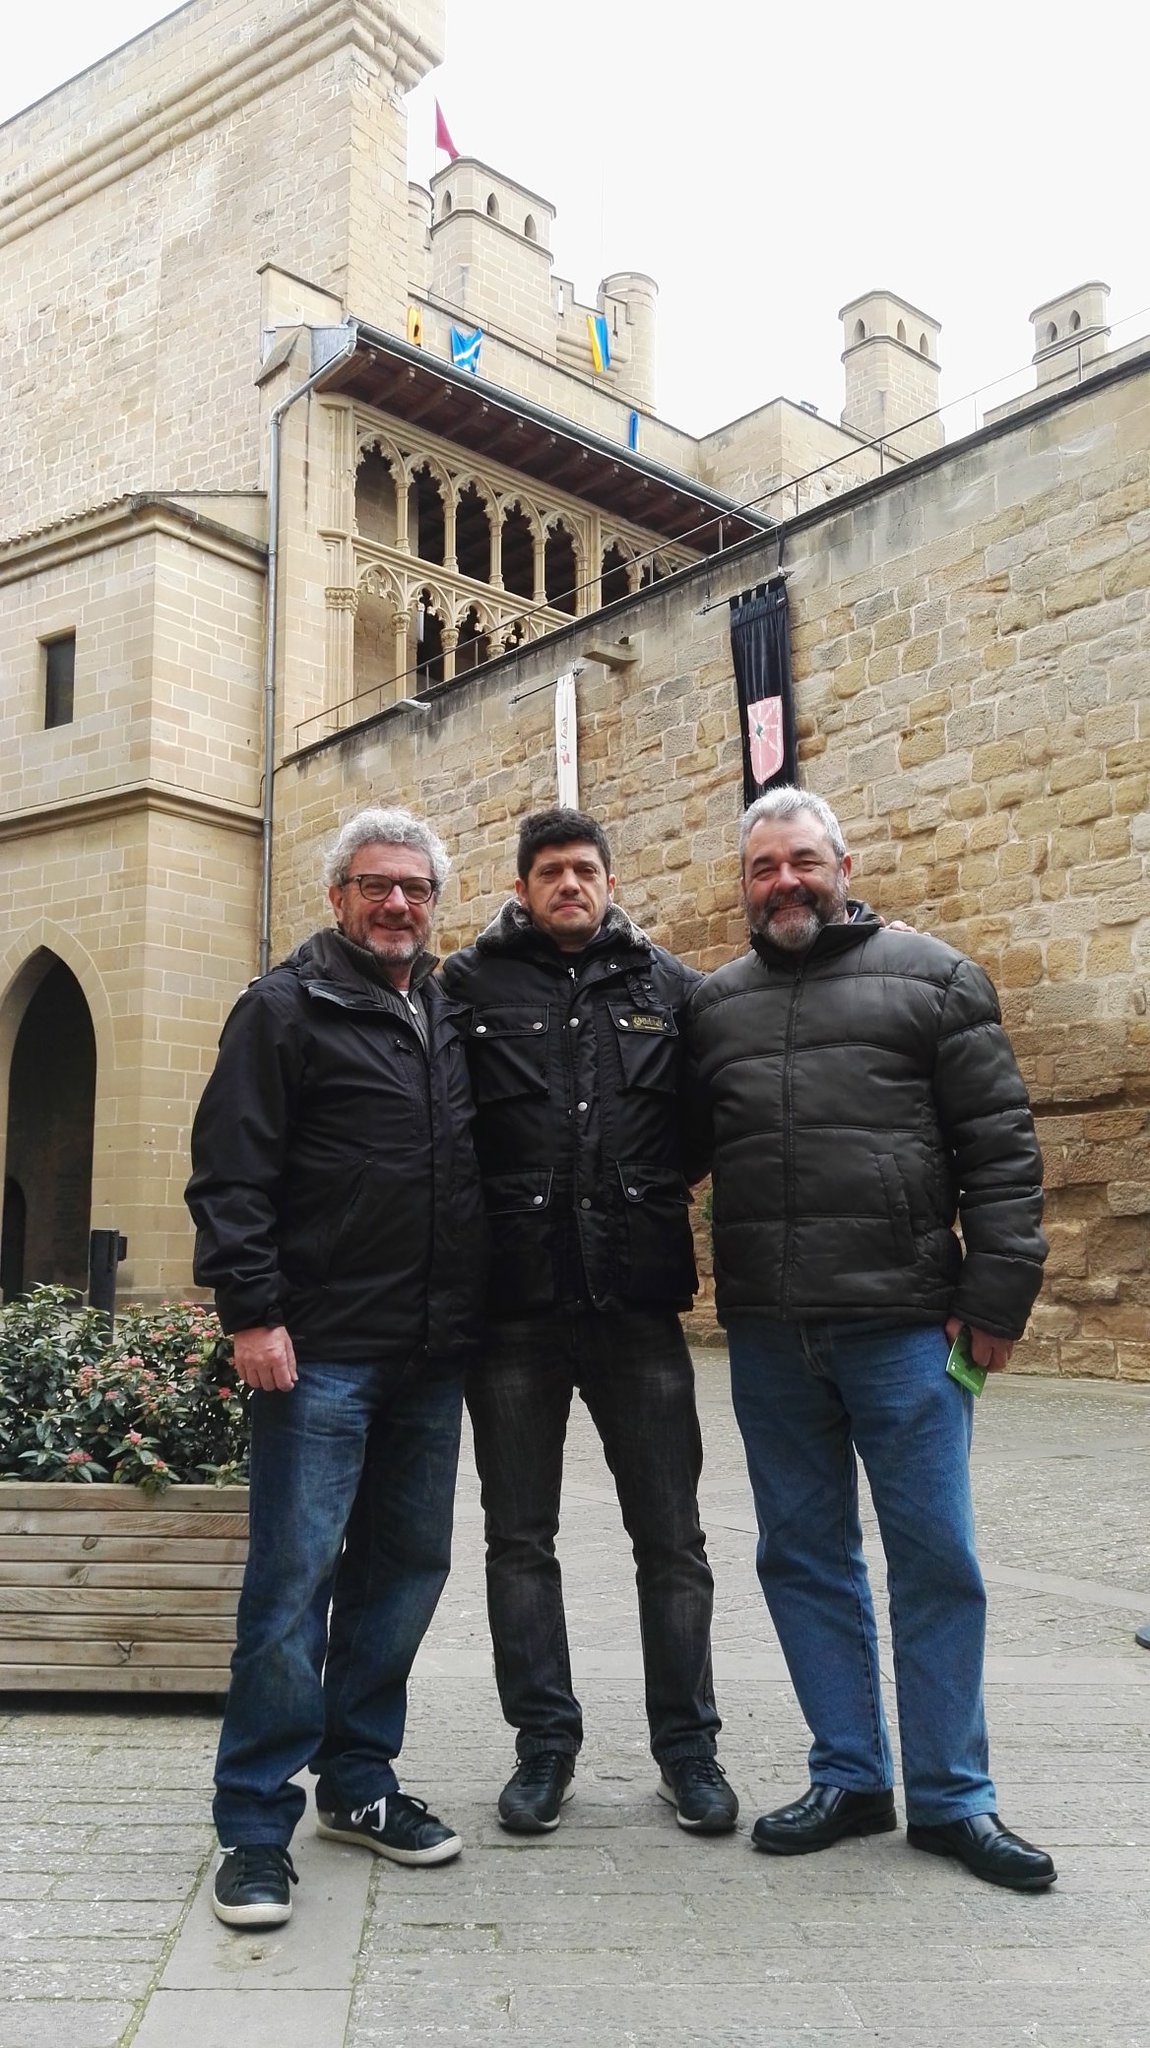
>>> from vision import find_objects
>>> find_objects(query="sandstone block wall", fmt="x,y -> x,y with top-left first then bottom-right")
0,502 -> 267,1301
274,354 -> 1150,1377
0,0 -> 444,539
0,806 -> 260,1303
0,510 -> 267,818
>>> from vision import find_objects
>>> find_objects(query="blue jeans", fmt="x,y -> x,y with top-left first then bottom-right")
726,1317 -> 995,1827
466,1307 -> 720,1765
213,1358 -> 463,1847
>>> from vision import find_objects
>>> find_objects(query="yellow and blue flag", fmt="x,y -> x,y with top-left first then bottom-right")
588,313 -> 611,374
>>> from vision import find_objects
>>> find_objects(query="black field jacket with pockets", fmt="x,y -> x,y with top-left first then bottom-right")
186,929 -> 486,1366
439,901 -> 701,1317
686,908 -> 1047,1339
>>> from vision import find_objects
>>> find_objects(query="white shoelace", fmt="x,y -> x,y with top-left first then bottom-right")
350,1797 -> 387,1829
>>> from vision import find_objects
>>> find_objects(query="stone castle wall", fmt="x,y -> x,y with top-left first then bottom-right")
0,505 -> 266,1299
0,0 -> 444,540
274,354 -> 1150,1378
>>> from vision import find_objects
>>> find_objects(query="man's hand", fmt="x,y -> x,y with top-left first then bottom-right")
232,1325 -> 298,1392
945,1316 -> 1014,1375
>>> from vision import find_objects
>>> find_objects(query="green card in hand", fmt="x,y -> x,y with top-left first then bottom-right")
945,1326 -> 988,1397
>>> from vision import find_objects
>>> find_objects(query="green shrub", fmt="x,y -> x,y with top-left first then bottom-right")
0,1287 -> 249,1492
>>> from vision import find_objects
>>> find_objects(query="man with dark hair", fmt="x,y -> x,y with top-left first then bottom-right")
441,808 -> 737,1837
187,807 -> 485,1928
687,785 -> 1055,1892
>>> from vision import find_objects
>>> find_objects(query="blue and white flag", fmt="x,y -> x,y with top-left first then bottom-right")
627,410 -> 640,452
450,325 -> 483,375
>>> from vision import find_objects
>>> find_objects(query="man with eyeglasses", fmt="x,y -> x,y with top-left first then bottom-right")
187,806 -> 485,1929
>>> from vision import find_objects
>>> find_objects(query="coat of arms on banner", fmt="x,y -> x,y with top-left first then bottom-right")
746,695 -> 784,786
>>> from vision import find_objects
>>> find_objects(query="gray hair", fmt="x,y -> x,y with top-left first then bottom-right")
323,806 -> 451,892
738,786 -> 847,863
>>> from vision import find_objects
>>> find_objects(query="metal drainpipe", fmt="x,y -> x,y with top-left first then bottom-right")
258,322 -> 359,975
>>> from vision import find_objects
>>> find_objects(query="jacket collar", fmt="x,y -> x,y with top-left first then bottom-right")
749,899 -> 881,969
473,896 -> 651,964
286,928 -> 440,1002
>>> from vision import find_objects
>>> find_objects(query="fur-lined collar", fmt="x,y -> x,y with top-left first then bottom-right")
474,896 -> 650,956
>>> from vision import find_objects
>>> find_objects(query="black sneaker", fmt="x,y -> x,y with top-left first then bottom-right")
497,1753 -> 576,1833
315,1792 -> 462,1865
657,1756 -> 739,1834
212,1844 -> 297,1927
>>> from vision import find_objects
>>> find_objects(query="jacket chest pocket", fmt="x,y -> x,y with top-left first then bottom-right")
469,1007 -> 550,1102
608,1003 -> 679,1093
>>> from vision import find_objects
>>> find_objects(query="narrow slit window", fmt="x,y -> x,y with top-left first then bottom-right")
43,633 -> 76,729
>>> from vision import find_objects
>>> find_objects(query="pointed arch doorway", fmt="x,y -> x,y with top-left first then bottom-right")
1,955 -> 96,1298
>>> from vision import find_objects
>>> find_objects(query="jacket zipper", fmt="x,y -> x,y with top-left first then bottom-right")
780,960 -> 806,1314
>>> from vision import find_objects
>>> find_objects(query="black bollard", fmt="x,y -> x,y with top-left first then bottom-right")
88,1230 -> 127,1331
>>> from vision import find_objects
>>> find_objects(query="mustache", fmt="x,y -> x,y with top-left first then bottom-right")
768,887 -> 819,911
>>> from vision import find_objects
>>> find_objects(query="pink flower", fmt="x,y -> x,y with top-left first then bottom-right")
127,1431 -> 143,1446
64,1450 -> 92,1465
218,1387 -> 232,1400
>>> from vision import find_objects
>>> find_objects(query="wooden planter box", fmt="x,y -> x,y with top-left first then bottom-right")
0,1483 -> 248,1693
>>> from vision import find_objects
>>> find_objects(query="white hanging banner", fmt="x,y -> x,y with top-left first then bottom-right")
554,668 -> 579,807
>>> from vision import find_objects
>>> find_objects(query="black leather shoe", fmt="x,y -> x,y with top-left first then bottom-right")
751,1784 -> 896,1855
497,1753 -> 575,1833
907,1812 -> 1056,1891
1136,1620 -> 1150,1650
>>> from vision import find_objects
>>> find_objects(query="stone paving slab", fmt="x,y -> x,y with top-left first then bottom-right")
132,1989 -> 353,2048
0,1355 -> 1147,2047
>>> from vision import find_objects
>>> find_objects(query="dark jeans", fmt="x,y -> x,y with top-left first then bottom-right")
466,1307 -> 720,1765
213,1357 -> 463,1847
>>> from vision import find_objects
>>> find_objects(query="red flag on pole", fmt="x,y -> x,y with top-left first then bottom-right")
434,101 -> 459,161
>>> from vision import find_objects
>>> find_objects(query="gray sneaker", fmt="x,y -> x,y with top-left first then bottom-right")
1137,1620 -> 1150,1650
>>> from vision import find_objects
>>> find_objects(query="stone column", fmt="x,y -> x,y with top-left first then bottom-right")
394,469 -> 412,554
392,601 -> 415,697
324,584 -> 359,722
443,490 -> 458,574
440,623 -> 459,684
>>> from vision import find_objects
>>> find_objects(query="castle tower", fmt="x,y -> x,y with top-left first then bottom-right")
600,272 -> 658,410
840,290 -> 943,458
1030,281 -> 1110,386
408,183 -> 433,299
429,160 -> 556,354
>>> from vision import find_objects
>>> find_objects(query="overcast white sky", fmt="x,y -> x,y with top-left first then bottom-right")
5,0 -> 1149,441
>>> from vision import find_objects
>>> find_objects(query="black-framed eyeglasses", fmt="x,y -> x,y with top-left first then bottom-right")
345,873 -> 436,904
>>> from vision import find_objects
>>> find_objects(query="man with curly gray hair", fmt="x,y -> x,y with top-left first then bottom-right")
188,805 -> 485,1929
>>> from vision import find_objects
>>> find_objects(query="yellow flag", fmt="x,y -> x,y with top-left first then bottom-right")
407,305 -> 424,347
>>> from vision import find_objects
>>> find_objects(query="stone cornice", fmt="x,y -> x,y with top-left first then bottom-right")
0,496 -> 267,586
0,782 -> 262,844
0,0 -> 440,251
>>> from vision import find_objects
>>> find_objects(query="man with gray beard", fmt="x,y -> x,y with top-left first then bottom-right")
686,785 -> 1056,1892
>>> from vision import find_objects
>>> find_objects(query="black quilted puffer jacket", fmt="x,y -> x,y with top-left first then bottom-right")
686,909 -> 1047,1339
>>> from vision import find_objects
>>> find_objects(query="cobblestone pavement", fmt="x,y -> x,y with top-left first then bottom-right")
1,1354 -> 1148,2048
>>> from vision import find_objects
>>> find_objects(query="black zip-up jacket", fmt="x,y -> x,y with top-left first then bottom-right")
686,908 -> 1047,1339
440,901 -> 701,1316
185,929 -> 485,1366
